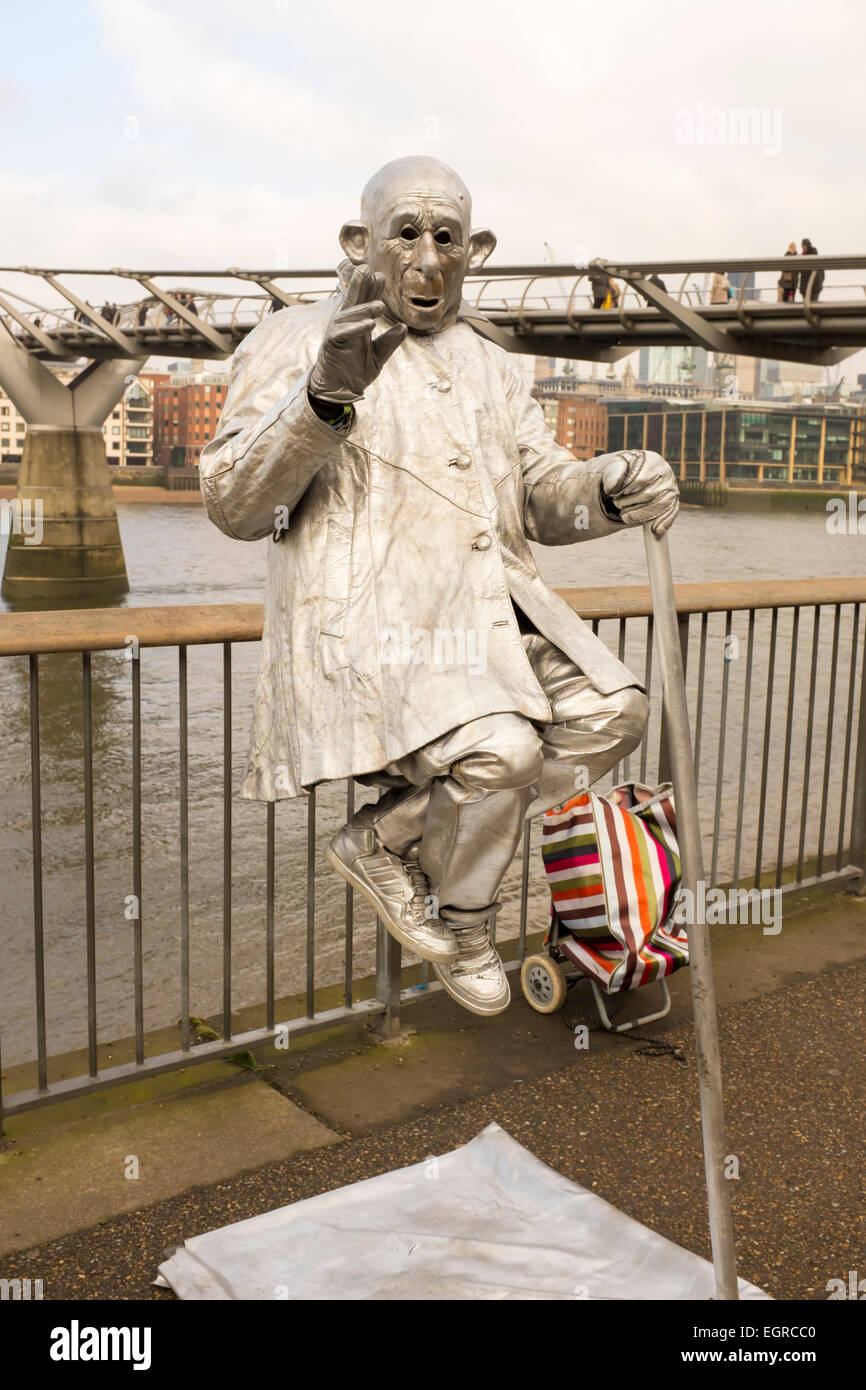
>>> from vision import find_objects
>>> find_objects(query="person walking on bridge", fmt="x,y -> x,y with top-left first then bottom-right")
710,271 -> 730,304
778,244 -> 797,301
588,268 -> 619,310
639,273 -> 667,305
799,238 -> 824,300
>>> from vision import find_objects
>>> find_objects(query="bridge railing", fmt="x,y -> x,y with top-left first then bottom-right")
468,275 -> 866,318
4,256 -> 866,359
9,280 -> 866,350
0,579 -> 864,1123
4,290 -> 332,349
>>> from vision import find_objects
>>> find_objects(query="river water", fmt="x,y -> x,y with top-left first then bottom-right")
0,503 -> 863,1065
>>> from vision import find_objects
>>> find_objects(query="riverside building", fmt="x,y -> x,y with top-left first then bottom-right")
146,362 -> 229,470
1,373 -> 155,471
606,398 -> 863,487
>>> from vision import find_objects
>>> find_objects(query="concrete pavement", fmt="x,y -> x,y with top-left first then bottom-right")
0,885 -> 863,1300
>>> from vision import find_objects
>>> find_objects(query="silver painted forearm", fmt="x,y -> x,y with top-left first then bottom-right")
522,449 -> 630,545
200,370 -> 347,541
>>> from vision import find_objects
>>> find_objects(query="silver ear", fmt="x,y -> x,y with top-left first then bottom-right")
339,221 -> 370,264
467,228 -> 497,272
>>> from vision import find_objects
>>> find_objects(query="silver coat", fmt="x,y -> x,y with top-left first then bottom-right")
200,295 -> 640,801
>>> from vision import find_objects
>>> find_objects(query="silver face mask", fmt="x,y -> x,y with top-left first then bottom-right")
337,156 -> 497,334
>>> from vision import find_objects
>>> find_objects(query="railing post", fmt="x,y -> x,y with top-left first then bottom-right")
658,611 -> 690,783
374,918 -> 402,1037
848,622 -> 866,890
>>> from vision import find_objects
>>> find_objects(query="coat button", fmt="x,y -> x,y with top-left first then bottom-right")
472,533 -> 492,551
449,454 -> 472,469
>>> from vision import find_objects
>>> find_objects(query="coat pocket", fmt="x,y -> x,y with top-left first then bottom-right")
320,518 -> 353,638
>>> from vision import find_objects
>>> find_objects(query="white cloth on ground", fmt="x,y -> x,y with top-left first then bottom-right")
156,1123 -> 769,1301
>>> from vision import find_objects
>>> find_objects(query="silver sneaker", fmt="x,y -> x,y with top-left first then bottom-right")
326,824 -> 459,963
433,907 -> 511,1016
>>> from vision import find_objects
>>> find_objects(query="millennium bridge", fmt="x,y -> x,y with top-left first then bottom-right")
3,255 -> 866,365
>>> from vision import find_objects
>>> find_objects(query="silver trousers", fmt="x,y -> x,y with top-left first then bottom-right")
360,632 -> 649,913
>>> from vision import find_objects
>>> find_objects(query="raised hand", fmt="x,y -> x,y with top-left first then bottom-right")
309,265 -> 408,404
601,449 -> 680,536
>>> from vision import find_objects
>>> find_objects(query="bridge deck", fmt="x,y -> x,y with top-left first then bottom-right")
1,255 -> 865,365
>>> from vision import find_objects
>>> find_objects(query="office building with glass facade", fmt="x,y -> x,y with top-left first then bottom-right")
606,399 -> 863,485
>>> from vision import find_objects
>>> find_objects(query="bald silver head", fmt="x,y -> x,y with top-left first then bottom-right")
360,156 -> 472,225
339,156 -> 495,333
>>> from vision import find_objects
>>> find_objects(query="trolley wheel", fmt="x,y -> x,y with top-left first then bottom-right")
520,954 -> 568,1014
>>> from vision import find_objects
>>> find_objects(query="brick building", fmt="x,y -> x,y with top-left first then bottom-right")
145,363 -> 229,470
534,391 -> 608,459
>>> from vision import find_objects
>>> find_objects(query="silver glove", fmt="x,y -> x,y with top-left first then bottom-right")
309,264 -> 407,404
601,449 -> 680,536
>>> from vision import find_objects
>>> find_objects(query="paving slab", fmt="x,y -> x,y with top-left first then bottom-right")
0,889 -> 863,1295
262,887 -> 866,1134
0,952 -> 863,1299
0,1065 -> 338,1257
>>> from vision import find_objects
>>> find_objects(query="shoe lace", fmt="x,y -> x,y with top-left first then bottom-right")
404,856 -> 426,895
404,855 -> 434,926
451,921 -> 497,972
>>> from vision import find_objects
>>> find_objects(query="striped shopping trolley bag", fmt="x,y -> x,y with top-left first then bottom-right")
522,783 -> 689,1029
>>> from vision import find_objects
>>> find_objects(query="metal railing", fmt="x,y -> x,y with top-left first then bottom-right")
3,255 -> 866,365
8,281 -> 866,344
0,578 -> 864,1123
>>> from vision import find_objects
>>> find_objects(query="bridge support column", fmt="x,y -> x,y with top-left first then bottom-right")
0,342 -> 144,602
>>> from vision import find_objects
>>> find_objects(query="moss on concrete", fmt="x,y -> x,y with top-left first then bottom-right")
3,1061 -> 239,1142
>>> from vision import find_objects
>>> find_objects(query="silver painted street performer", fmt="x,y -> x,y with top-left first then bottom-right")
200,157 -> 679,1017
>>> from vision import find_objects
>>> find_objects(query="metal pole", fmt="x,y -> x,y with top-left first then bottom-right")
849,611 -> 866,886
266,801 -> 275,1031
344,780 -> 355,1009
837,605 -> 862,874
306,786 -> 316,1019
132,645 -> 143,1065
223,641 -> 232,1041
179,646 -> 190,1051
29,654 -> 47,1091
657,613 -> 689,784
375,918 -> 402,1037
82,651 -> 98,1079
518,821 -> 531,962
643,527 -> 739,1301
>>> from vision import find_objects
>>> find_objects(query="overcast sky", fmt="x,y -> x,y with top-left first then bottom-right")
3,0 -> 864,372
